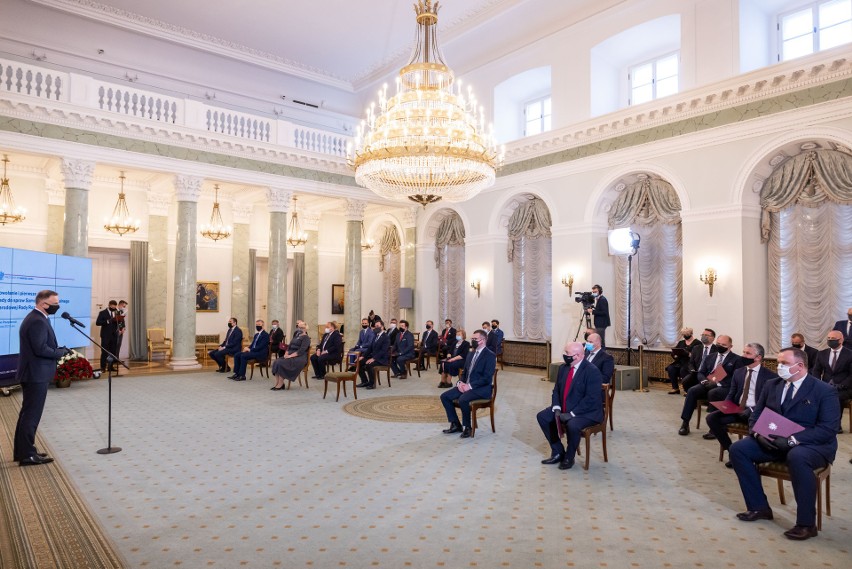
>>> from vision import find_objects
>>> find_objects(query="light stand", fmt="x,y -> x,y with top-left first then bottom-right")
625,232 -> 647,392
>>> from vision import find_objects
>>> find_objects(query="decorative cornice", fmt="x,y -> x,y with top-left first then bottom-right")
174,175 -> 203,202
231,201 -> 254,224
44,179 -> 65,205
266,187 -> 291,213
344,199 -> 367,221
59,157 -> 94,189
300,210 -> 321,232
681,204 -> 762,223
147,191 -> 171,216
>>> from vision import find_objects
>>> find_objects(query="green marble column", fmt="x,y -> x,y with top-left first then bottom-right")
169,175 -> 202,371
344,199 -> 366,349
266,188 -> 290,334
402,207 -> 418,327
146,192 -> 171,330
60,158 -> 95,258
45,181 -> 65,254
302,211 -> 320,334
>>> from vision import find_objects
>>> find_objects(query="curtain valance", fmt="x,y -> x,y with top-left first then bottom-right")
608,177 -> 681,229
507,197 -> 551,262
379,225 -> 401,272
434,212 -> 465,268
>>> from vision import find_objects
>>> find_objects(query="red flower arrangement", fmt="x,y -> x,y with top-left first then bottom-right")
55,350 -> 94,383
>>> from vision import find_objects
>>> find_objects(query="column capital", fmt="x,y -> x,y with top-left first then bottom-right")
45,179 -> 65,205
147,192 -> 172,217
401,206 -> 419,229
232,201 -> 254,224
266,187 -> 292,213
301,209 -> 321,232
60,158 -> 95,190
174,175 -> 203,202
344,199 -> 367,221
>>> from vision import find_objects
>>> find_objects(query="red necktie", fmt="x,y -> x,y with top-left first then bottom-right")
561,366 -> 575,410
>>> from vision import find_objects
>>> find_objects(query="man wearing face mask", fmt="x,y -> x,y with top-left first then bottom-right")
14,290 -> 70,466
790,333 -> 819,373
832,307 -> 852,349
705,343 -> 777,465
678,334 -> 742,436
269,320 -> 285,358
358,320 -> 390,389
812,330 -> 852,414
310,321 -> 343,380
95,300 -> 120,373
229,320 -> 270,381
114,300 -> 128,369
536,341 -> 604,469
415,320 -> 439,371
666,327 -> 701,394
584,333 -> 614,384
440,329 -> 497,438
729,347 -> 839,541
681,328 -> 717,392
437,319 -> 457,359
209,317 -> 243,373
487,319 -> 504,356
585,285 -> 610,348
391,320 -> 415,379
347,318 -> 374,369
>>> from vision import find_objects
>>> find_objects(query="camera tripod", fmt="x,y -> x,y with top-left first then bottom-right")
572,307 -> 593,342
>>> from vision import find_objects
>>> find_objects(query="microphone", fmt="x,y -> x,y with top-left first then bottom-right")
61,312 -> 85,327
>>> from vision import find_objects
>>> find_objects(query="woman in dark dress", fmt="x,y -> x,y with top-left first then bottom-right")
438,328 -> 470,388
271,320 -> 311,390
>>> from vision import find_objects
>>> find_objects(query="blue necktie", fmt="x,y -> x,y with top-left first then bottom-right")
781,383 -> 795,412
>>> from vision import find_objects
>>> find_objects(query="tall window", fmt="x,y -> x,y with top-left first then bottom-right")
779,0 -> 852,61
629,52 -> 679,106
524,96 -> 552,136
434,211 -> 466,325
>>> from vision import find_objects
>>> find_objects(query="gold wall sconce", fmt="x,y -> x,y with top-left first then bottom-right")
561,274 -> 574,295
699,268 -> 717,297
470,279 -> 481,298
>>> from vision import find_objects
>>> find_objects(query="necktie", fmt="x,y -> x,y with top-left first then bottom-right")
830,350 -> 838,371
738,368 -> 753,410
561,366 -> 576,410
470,349 -> 480,372
251,333 -> 258,349
782,382 -> 795,411
587,351 -> 595,362
700,347 -> 709,367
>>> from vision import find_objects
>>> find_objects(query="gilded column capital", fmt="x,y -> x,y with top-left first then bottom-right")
266,187 -> 292,213
60,158 -> 95,190
174,175 -> 203,202
344,199 -> 367,221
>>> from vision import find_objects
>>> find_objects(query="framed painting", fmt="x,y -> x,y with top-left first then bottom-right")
196,281 -> 220,312
331,284 -> 345,315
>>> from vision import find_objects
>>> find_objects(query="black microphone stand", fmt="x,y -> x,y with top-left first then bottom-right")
63,320 -> 127,455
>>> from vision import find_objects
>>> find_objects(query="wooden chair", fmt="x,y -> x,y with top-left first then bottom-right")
717,422 -> 749,461
328,342 -> 346,373
844,399 -> 852,433
372,348 -> 393,387
248,345 -> 272,380
576,384 -> 611,470
452,370 -> 499,437
323,357 -> 360,402
496,351 -> 504,370
605,374 -> 616,431
146,328 -> 172,362
757,462 -> 831,530
695,399 -> 708,428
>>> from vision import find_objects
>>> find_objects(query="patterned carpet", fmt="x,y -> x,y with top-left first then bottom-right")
342,395 -> 448,423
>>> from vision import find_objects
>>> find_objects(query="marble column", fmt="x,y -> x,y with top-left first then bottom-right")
170,175 -> 203,370
344,199 -> 366,349
45,181 -> 65,254
266,188 -> 290,334
402,207 -> 418,327
231,202 -> 253,328
301,211 -> 321,334
60,158 -> 95,258
146,192 -> 171,330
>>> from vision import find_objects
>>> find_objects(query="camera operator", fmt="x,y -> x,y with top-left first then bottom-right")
585,285 -> 610,348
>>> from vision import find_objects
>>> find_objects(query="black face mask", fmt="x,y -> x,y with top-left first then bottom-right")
740,357 -> 755,366
256,326 -> 262,332
470,338 -> 479,349
683,334 -> 692,340
716,345 -> 728,354
792,343 -> 803,349
828,339 -> 841,349
426,325 -> 432,330
362,324 -> 369,329
227,322 -> 233,329
563,354 -> 574,365
45,303 -> 60,315
848,315 -> 852,322
491,325 -> 498,329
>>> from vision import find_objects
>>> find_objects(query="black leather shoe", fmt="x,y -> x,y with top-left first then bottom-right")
678,422 -> 690,436
725,461 -> 733,469
356,382 -> 369,388
558,457 -> 575,470
702,431 -> 716,440
399,374 -> 408,379
216,368 -> 227,373
19,455 -> 54,466
232,376 -> 246,381
443,423 -> 462,434
736,509 -> 773,522
784,525 -> 817,540
541,455 -> 563,465
366,384 -> 376,389
667,389 -> 680,395
460,427 -> 472,439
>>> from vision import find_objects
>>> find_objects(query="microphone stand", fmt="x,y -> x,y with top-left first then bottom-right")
63,320 -> 128,455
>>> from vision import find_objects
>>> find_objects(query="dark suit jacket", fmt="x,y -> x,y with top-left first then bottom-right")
16,310 -> 66,384
550,360 -> 604,423
439,326 -> 457,353
749,375 -> 840,462
723,365 -> 777,408
447,340 -> 470,360
689,342 -> 717,372
96,308 -> 118,341
395,330 -> 415,360
318,330 -> 343,358
697,350 -> 742,390
812,347 -> 852,391
246,330 -> 270,356
367,331 -> 391,365
420,329 -> 439,353
387,326 -> 400,346
354,327 -> 375,351
587,349 -> 615,383
270,328 -> 285,353
461,348 -> 496,390
801,344 -> 819,372
833,319 -> 852,348
592,295 -> 611,328
672,338 -> 700,366
220,326 -> 243,354
486,328 -> 504,355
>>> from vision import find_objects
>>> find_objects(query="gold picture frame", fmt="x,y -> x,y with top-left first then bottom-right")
196,281 -> 220,312
331,284 -> 344,315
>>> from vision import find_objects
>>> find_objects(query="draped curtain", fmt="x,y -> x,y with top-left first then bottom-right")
435,212 -> 465,325
761,149 -> 852,351
379,225 -> 401,321
129,241 -> 148,360
608,177 -> 683,348
248,249 -> 256,331
508,197 -> 552,341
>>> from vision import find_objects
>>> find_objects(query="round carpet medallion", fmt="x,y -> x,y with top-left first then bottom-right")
342,395 -> 447,423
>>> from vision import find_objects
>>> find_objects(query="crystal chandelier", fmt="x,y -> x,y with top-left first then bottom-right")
104,171 -> 140,236
348,0 -> 504,206
361,221 -> 374,251
287,196 -> 308,247
200,184 -> 232,241
0,155 -> 26,225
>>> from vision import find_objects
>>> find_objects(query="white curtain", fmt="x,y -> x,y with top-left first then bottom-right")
379,225 -> 401,321
435,212 -> 465,325
608,177 -> 683,347
508,197 -> 552,341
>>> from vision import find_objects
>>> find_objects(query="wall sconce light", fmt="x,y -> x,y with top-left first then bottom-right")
699,267 -> 717,297
561,273 -> 574,295
470,279 -> 481,298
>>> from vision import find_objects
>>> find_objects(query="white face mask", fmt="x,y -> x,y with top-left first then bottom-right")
324,327 -> 330,334
271,325 -> 278,330
389,323 -> 397,329
777,364 -> 794,380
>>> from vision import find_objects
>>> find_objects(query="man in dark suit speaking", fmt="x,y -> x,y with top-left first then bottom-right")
730,347 -> 840,541
14,289 -> 69,466
440,329 -> 496,439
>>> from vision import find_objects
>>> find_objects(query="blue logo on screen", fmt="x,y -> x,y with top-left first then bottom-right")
0,272 -> 4,280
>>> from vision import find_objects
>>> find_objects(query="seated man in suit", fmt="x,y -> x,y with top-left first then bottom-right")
209,317 -> 243,373
681,328 -> 717,392
705,343 -> 777,464
730,347 -> 840,541
230,320 -> 270,381
440,329 -> 497,439
437,319 -> 457,359
269,320 -> 285,358
536,341 -> 604,470
348,318 -> 375,368
833,307 -> 852,349
488,319 -> 504,356
357,320 -> 390,389
584,333 -> 614,383
666,327 -> 701,394
812,330 -> 852,412
391,320 -> 415,379
790,332 -> 819,373
310,321 -> 343,380
415,320 -> 439,370
678,334 -> 741,435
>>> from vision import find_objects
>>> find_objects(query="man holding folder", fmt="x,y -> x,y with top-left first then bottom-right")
678,335 -> 742,435
729,347 -> 840,541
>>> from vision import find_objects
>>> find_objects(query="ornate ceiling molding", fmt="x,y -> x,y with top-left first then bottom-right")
344,199 -> 367,221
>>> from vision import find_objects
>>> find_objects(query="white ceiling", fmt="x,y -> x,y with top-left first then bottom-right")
31,0 -> 627,91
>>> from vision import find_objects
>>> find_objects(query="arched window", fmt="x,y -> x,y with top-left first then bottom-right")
433,210 -> 466,325
379,224 -> 402,321
493,66 -> 552,143
608,175 -> 683,347
507,195 -> 552,341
